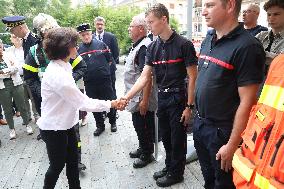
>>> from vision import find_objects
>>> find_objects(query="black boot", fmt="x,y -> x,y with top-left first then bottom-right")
153,167 -> 168,180
93,127 -> 105,136
129,148 -> 142,158
78,162 -> 86,171
110,123 -> 117,132
133,154 -> 154,168
156,173 -> 184,187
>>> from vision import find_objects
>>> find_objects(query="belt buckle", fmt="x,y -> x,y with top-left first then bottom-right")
164,88 -> 169,92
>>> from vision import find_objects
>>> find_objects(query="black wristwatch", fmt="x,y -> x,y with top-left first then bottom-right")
186,104 -> 195,110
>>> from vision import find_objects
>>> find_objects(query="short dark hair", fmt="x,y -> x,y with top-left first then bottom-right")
264,0 -> 284,11
145,3 -> 169,23
43,27 -> 78,60
220,0 -> 242,17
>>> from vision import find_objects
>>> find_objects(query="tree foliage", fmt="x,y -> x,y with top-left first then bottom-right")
0,0 -> 179,54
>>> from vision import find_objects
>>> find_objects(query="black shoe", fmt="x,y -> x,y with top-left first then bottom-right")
93,128 -> 105,136
78,162 -> 86,171
37,134 -> 42,140
129,148 -> 142,158
110,123 -> 117,132
153,167 -> 168,180
156,174 -> 184,187
133,154 -> 154,168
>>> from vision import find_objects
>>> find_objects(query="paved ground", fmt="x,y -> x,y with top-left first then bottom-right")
0,64 -> 204,189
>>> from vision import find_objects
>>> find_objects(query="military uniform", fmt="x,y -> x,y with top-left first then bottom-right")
2,16 -> 38,58
77,23 -> 117,136
194,24 -> 265,189
145,31 -> 198,181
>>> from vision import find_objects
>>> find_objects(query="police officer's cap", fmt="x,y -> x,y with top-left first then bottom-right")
76,23 -> 92,33
2,16 -> 26,30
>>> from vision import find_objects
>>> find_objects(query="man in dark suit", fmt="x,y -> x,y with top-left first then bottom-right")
93,16 -> 119,97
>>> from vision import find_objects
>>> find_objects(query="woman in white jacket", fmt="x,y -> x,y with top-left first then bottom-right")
0,39 -> 33,139
38,27 -> 125,189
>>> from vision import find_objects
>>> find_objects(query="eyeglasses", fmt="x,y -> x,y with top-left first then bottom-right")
243,10 -> 257,14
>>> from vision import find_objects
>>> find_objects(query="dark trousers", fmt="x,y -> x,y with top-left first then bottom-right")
78,89 -> 87,120
85,78 -> 116,128
74,123 -> 82,163
132,111 -> 154,155
193,116 -> 235,189
40,127 -> 80,189
0,105 -> 3,119
110,72 -> 117,98
157,91 -> 187,176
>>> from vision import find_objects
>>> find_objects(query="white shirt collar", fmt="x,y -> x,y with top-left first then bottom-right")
96,31 -> 104,39
23,31 -> 31,40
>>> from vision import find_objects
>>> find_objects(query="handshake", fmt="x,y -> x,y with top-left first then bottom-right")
110,97 -> 129,111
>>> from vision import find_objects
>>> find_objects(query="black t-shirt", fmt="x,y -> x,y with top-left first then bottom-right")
195,24 -> 265,124
146,31 -> 198,89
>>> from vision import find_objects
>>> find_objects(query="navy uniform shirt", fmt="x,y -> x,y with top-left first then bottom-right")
195,24 -> 265,124
146,31 -> 198,89
246,25 -> 268,37
23,32 -> 38,58
78,39 -> 112,83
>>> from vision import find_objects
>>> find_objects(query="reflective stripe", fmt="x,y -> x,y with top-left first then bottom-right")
254,173 -> 277,189
199,55 -> 234,70
152,58 -> 184,65
79,49 -> 110,56
232,152 -> 254,182
22,63 -> 38,73
256,110 -> 265,121
71,56 -> 82,68
259,85 -> 284,111
78,142 -> 81,148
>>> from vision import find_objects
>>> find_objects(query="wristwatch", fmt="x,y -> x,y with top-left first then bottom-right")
186,104 -> 195,110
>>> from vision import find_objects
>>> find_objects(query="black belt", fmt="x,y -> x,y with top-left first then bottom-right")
3,78 -> 12,82
158,87 -> 183,93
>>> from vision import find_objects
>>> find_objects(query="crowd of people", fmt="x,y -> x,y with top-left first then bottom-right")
0,0 -> 283,188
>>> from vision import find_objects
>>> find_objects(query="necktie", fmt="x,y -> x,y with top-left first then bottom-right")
98,35 -> 102,41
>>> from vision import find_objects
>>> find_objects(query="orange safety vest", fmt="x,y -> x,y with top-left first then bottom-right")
232,54 -> 284,189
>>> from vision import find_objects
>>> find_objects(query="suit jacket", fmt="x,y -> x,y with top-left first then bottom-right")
93,31 -> 119,73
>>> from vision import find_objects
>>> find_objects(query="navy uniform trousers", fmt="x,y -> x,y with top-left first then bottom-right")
132,111 -> 155,155
157,91 -> 187,176
85,77 -> 116,128
193,115 -> 236,189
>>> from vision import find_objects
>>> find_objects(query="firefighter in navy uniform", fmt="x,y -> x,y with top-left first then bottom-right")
124,4 -> 198,187
23,13 -> 87,171
2,16 -> 38,59
193,1 -> 265,188
77,23 -> 117,136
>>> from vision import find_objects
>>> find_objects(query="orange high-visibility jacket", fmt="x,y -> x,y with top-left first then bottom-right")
232,54 -> 284,189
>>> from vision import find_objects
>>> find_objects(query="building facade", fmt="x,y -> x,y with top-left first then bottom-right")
117,0 -> 188,31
